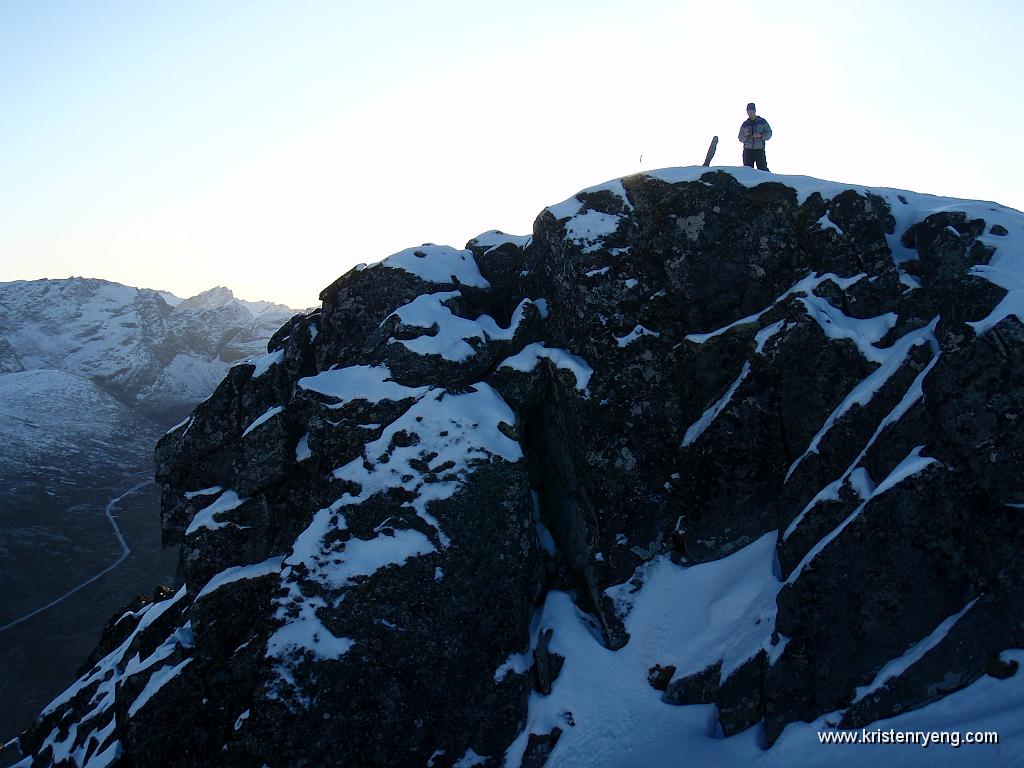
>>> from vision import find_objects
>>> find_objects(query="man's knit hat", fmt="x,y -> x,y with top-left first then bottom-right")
746,102 -> 756,111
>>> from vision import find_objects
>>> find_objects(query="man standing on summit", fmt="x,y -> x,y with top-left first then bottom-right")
739,102 -> 772,171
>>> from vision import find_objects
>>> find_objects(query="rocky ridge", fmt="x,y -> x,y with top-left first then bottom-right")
9,167 -> 1024,767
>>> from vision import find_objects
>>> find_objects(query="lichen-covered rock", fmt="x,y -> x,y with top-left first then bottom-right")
663,661 -> 719,704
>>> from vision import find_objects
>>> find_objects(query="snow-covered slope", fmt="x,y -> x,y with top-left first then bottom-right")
0,369 -> 151,475
509,534 -> 1024,768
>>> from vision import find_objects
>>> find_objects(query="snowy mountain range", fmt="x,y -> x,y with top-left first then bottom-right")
0,279 -> 301,426
7,170 -> 1024,768
0,279 -> 301,752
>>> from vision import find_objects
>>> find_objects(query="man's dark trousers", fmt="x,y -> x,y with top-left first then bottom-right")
743,148 -> 769,171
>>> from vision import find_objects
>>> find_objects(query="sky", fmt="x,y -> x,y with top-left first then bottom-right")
1,0 -> 1022,309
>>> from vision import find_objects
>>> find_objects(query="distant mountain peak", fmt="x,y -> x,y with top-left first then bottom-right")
174,286 -> 236,311
170,285 -> 296,319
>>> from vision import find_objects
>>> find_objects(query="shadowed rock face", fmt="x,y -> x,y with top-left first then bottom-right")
11,169 -> 1024,767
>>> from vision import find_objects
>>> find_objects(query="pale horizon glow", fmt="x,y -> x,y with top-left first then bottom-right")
2,0 -> 1021,309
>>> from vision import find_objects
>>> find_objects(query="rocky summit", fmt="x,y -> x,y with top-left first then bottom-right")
10,167 -> 1024,767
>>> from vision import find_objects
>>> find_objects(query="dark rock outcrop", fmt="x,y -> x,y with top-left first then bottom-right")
11,169 -> 1024,767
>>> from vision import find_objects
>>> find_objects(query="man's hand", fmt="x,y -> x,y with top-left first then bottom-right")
753,133 -> 763,139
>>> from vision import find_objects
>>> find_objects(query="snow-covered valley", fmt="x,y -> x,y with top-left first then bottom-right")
0,280 -> 300,750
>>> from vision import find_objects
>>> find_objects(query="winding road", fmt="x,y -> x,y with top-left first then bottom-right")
0,480 -> 152,634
